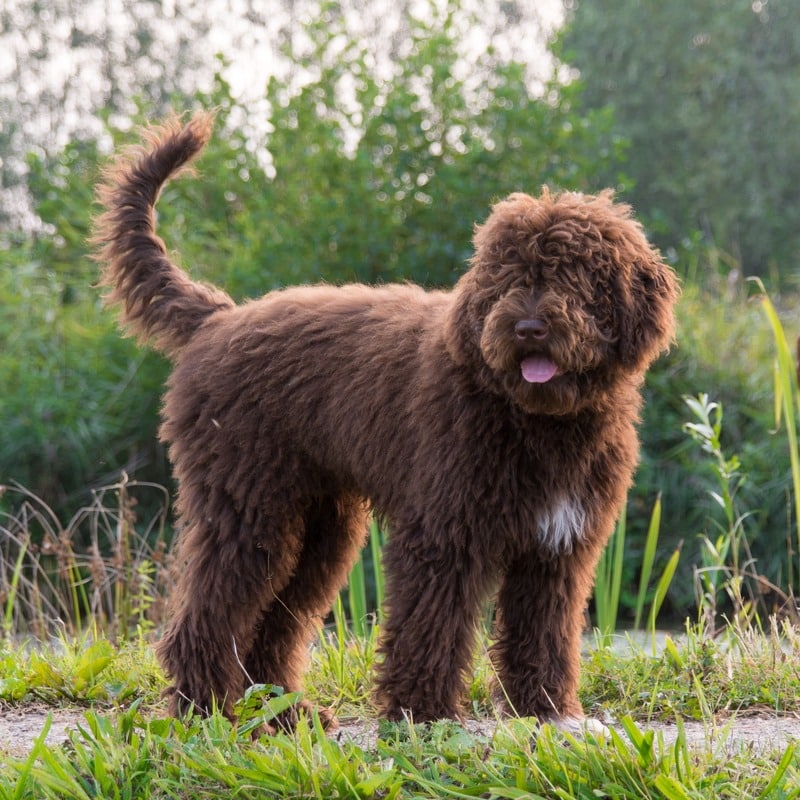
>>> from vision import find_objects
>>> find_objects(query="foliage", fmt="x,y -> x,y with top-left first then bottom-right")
0,245 -> 170,513
164,4 -> 622,295
337,520 -> 386,638
595,497 -> 681,644
756,279 -> 800,579
583,618 -> 800,723
632,278 -> 800,615
1,0 -> 560,232
559,0 -> 800,280
0,0 -> 213,230
682,393 -> 793,632
2,626 -> 800,797
0,633 -> 162,707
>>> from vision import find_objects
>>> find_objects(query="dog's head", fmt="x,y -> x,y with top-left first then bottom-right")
445,189 -> 678,415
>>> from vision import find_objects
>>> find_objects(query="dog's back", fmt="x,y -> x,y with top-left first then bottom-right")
162,280 -> 456,511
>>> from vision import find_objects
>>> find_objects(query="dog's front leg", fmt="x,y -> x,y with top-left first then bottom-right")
374,532 -> 494,722
489,546 -> 600,725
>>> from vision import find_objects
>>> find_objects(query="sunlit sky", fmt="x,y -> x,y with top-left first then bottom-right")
1,0 -> 564,144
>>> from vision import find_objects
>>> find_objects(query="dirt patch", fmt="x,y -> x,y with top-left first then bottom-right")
2,708 -> 799,759
647,715 -> 800,755
0,706 -> 87,757
332,715 -> 800,756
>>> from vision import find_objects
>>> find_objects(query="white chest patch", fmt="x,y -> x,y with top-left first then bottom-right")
537,498 -> 586,553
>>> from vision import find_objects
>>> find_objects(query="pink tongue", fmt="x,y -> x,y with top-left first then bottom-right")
521,356 -> 559,384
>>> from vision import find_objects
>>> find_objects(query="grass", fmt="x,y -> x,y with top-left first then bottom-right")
2,514 -> 799,796
2,623 -> 800,798
756,278 -> 800,585
3,514 -> 800,800
583,617 -> 800,722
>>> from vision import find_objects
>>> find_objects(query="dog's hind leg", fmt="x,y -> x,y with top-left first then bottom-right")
155,497 -> 307,720
243,493 -> 369,730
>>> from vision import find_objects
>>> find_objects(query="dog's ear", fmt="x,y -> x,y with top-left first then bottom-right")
616,252 -> 679,372
444,274 -> 483,367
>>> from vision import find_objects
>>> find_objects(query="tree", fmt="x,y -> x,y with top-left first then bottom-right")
559,0 -> 800,278
0,0 -> 561,236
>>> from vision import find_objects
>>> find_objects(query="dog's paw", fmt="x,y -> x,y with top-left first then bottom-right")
548,715 -> 610,740
162,684 -> 215,719
262,700 -> 339,736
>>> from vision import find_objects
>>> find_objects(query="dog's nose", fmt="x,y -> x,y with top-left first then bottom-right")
515,318 -> 549,341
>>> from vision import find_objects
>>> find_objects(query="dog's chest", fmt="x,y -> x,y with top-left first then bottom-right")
512,424 -> 594,555
535,496 -> 587,554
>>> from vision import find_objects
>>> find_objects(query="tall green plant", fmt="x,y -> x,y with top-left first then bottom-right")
336,520 -> 386,637
752,278 -> 800,591
595,506 -> 626,641
636,497 -> 681,651
683,393 -> 771,630
594,496 -> 679,644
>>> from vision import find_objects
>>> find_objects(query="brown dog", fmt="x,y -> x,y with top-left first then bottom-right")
93,113 -> 677,731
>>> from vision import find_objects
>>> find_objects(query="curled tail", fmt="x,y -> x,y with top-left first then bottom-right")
92,112 -> 235,356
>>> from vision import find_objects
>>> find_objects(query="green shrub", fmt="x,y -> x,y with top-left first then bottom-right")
0,247 -> 169,516
634,277 -> 800,616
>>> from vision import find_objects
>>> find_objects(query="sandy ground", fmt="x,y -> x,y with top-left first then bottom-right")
2,706 -> 800,759
0,707 -> 88,757
332,715 -> 800,756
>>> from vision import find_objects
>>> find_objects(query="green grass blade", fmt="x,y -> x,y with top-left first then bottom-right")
648,544 -> 681,650
12,714 -> 53,800
3,535 -> 29,639
347,556 -> 367,638
332,593 -> 348,645
634,494 -> 662,630
754,280 -> 800,592
595,504 -> 626,640
369,519 -> 385,616
757,741 -> 795,799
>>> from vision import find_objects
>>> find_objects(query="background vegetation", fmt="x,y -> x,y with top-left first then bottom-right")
559,0 -> 800,280
2,0 -> 800,624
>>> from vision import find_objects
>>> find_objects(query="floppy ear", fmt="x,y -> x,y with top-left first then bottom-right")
617,253 -> 679,372
444,273 -> 483,367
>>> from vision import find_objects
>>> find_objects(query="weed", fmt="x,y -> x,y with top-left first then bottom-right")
0,620 -> 799,797
685,393 -> 797,632
341,519 -> 386,637
0,477 -> 172,639
755,278 -> 800,600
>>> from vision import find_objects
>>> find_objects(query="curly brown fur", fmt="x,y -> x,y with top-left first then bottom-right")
92,114 -> 678,728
